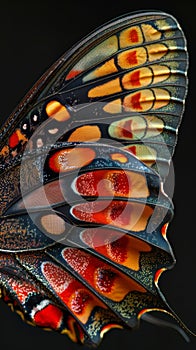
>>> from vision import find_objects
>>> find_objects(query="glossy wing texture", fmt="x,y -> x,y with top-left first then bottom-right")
0,10 -> 191,347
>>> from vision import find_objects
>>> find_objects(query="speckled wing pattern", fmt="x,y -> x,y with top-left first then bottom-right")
0,10 -> 191,347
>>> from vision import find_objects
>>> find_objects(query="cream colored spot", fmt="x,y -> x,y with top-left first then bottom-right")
153,88 -> 170,109
147,43 -> 168,61
103,99 -> 122,114
37,138 -> 43,148
142,24 -> 162,42
41,214 -> 65,235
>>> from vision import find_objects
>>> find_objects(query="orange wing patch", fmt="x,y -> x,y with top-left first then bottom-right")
119,26 -> 143,48
68,126 -> 101,142
83,59 -> 118,82
118,47 -> 147,69
153,88 -> 170,109
123,90 -> 154,112
109,115 -> 164,140
110,153 -> 128,163
122,67 -> 152,89
71,201 -> 153,232
46,101 -> 70,122
122,65 -> 170,90
62,248 -> 146,302
88,78 -> 122,98
9,129 -> 28,148
66,35 -> 118,81
49,147 -> 96,173
123,88 -> 170,112
123,144 -> 157,167
42,262 -> 105,324
0,145 -> 9,157
80,228 -> 151,271
103,99 -> 122,113
73,169 -> 149,198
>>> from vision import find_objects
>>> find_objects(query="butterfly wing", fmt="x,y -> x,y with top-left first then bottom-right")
0,10 -> 188,180
0,10 -> 191,346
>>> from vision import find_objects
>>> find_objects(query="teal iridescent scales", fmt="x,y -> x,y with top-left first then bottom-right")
0,10 -> 192,347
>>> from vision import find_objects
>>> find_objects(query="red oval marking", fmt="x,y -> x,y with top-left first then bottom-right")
121,119 -> 133,138
129,29 -> 139,43
129,92 -> 142,110
129,70 -> 141,87
72,201 -> 130,226
42,261 -> 104,323
9,131 -> 20,148
74,170 -> 130,197
66,70 -> 82,80
108,236 -> 128,263
124,145 -> 136,155
80,228 -> 151,271
80,229 -> 127,263
61,247 -> 146,300
127,50 -> 138,65
62,248 -> 116,294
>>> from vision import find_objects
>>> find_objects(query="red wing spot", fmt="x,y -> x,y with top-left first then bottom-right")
70,290 -> 91,314
121,120 -> 133,138
129,70 -> 141,87
110,203 -> 130,225
66,70 -> 82,80
62,248 -> 118,295
127,51 -> 138,65
109,236 -> 128,264
126,146 -> 136,155
10,279 -> 38,303
110,204 -> 124,221
109,172 -> 130,195
75,170 -> 130,197
130,92 -> 142,110
34,304 -> 63,329
9,132 -> 20,148
129,29 -> 139,43
95,268 -> 116,293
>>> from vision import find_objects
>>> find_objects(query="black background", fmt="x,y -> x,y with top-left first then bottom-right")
0,1 -> 195,350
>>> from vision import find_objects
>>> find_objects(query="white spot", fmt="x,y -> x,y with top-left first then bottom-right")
33,114 -> 38,122
37,138 -> 43,148
48,128 -> 59,134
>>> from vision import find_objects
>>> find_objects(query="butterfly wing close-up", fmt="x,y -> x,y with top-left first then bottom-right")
0,9 -> 194,347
